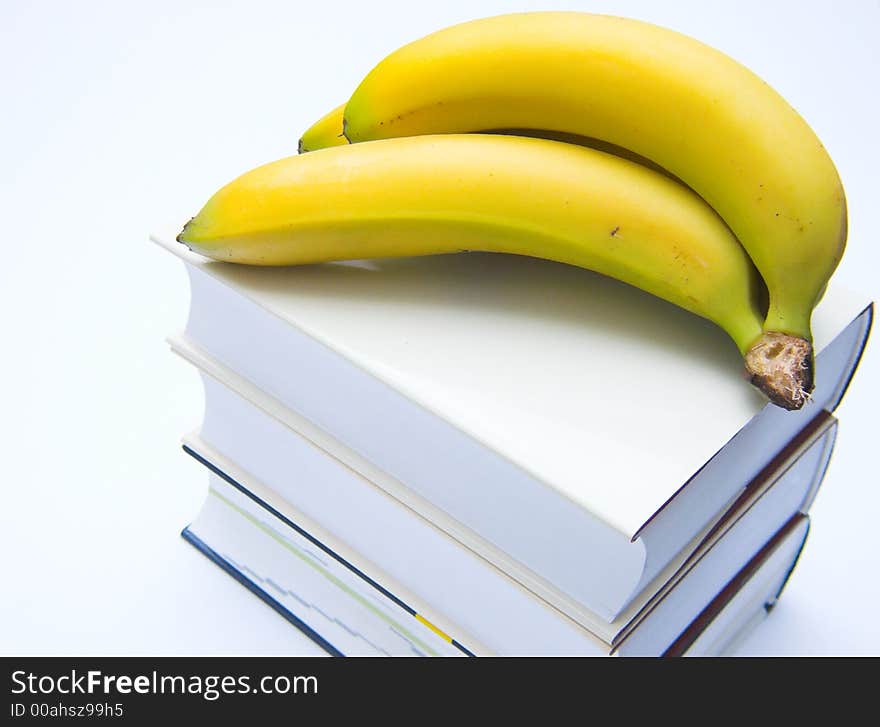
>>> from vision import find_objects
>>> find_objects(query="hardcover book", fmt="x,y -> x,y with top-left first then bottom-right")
182,454 -> 814,656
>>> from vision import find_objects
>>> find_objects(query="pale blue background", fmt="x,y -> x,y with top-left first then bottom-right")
1,0 -> 876,655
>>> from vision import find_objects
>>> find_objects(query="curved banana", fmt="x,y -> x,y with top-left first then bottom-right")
343,12 -> 847,405
178,134 -> 785,403
302,111 -> 672,179
298,104 -> 348,153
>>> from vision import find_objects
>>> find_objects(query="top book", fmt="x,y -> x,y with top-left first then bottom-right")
154,229 -> 871,622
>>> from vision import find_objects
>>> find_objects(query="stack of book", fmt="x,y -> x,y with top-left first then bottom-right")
154,228 -> 871,656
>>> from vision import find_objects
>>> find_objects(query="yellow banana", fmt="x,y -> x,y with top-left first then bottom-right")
342,12 -> 847,405
298,104 -> 348,153
302,111 -> 672,179
177,134 -> 788,403
299,108 -> 667,175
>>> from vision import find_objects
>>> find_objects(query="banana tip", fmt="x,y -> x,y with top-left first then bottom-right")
176,218 -> 195,246
744,332 -> 814,411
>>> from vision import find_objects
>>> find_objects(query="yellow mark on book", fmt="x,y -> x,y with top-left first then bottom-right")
415,614 -> 452,643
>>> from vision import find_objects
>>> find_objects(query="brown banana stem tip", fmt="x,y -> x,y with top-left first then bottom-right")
744,332 -> 815,411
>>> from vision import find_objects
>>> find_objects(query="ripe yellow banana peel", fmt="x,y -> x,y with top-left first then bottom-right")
176,133 -> 806,404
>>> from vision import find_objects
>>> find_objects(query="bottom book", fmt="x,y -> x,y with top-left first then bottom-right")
182,461 -> 811,657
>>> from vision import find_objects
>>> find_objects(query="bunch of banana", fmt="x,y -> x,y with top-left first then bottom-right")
180,12 -> 847,410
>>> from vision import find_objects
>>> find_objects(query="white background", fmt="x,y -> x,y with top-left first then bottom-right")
0,0 -> 876,655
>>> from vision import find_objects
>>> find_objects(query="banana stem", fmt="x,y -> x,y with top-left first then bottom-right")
744,332 -> 814,410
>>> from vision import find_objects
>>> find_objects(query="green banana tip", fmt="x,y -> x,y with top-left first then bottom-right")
176,218 -> 195,246
744,332 -> 814,411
